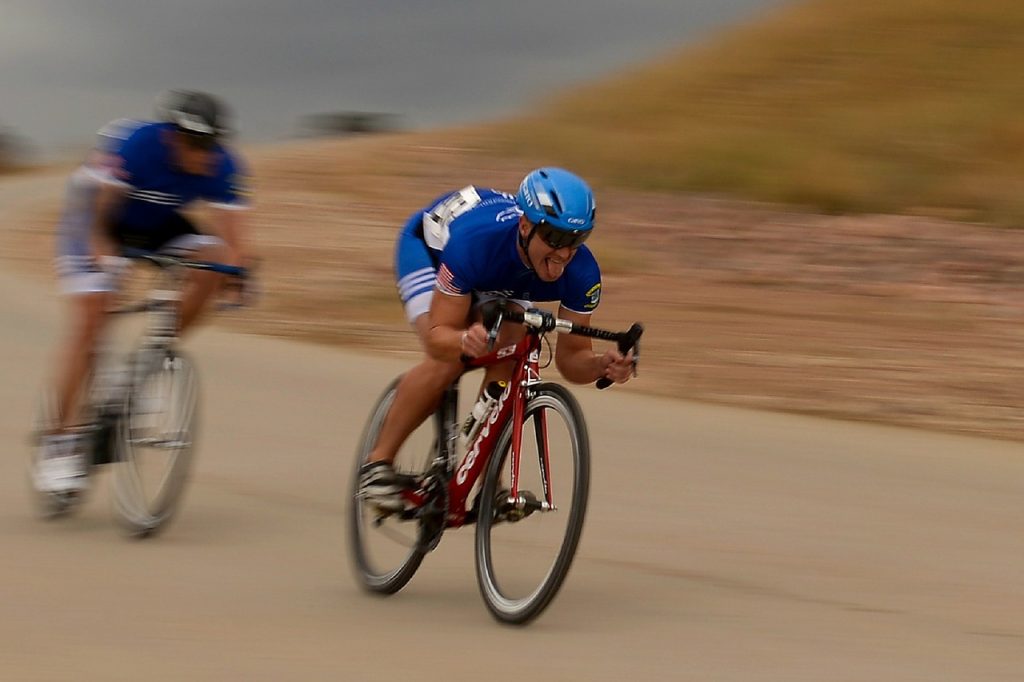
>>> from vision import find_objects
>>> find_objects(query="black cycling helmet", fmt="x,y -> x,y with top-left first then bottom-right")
157,89 -> 231,146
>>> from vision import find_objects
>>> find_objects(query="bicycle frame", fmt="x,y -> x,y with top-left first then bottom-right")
387,303 -> 640,534
90,252 -> 245,462
400,330 -> 549,528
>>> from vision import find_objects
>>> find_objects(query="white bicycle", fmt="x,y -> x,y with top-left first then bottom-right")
29,249 -> 245,537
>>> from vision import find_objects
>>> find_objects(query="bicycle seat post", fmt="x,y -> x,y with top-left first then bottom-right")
146,267 -> 183,347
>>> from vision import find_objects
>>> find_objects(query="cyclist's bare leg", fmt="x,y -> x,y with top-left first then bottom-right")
54,291 -> 112,430
367,314 -> 464,464
177,242 -> 231,333
367,355 -> 463,464
366,312 -> 526,465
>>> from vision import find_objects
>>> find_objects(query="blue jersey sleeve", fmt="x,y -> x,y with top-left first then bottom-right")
559,246 -> 602,314
436,227 -> 481,296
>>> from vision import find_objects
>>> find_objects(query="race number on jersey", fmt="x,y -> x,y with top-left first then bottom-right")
421,186 -> 482,250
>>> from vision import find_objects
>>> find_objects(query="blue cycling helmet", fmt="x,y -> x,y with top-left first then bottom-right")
516,167 -> 596,249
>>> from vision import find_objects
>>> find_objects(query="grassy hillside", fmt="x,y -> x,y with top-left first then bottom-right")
499,0 -> 1024,223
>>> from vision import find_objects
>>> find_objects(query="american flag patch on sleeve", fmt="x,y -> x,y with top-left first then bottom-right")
435,263 -> 464,296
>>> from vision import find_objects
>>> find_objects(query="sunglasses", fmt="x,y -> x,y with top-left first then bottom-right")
180,131 -> 219,151
534,220 -> 591,250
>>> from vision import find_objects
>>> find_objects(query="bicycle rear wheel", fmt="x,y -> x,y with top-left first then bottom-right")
348,376 -> 442,595
112,348 -> 198,537
475,382 -> 590,625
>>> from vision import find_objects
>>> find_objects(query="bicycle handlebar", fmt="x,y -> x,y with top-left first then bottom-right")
498,306 -> 643,390
122,247 -> 247,278
594,322 -> 644,389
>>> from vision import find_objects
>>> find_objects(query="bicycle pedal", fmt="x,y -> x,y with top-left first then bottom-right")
129,437 -> 191,448
392,473 -> 420,488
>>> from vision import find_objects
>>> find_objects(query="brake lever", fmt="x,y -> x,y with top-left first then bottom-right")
596,322 -> 644,390
486,308 -> 504,353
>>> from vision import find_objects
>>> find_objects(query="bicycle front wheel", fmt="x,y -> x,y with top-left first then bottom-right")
112,348 -> 198,537
348,376 -> 437,595
475,382 -> 590,625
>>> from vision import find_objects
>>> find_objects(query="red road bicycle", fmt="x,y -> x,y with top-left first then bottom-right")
348,301 -> 642,624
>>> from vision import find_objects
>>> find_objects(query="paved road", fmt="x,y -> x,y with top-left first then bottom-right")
1,216 -> 1023,680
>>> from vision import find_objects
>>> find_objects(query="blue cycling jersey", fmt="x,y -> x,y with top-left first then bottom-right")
106,121 -> 249,231
409,186 -> 602,314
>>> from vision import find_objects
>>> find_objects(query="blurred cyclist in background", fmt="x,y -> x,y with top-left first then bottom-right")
34,90 -> 253,495
360,167 -> 635,511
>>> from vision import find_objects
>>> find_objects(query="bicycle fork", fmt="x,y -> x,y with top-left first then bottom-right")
499,379 -> 556,521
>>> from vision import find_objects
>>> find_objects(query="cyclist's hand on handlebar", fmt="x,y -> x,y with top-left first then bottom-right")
221,266 -> 258,308
458,323 -> 489,358
237,275 -> 261,307
233,256 -> 262,307
600,348 -> 635,385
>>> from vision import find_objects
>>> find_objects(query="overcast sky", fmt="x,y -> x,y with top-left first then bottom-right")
2,1 -> 782,156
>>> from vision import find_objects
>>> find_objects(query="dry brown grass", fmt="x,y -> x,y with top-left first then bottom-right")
498,0 -> 1024,222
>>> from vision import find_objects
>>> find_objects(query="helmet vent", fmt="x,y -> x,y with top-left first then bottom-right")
549,190 -> 563,215
537,190 -> 560,217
